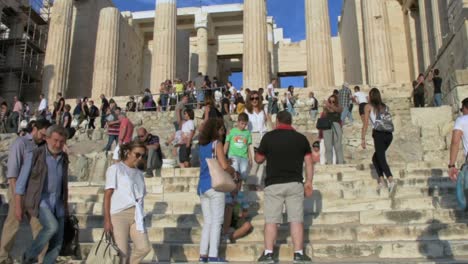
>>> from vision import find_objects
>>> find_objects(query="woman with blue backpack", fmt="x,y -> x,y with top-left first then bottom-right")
361,88 -> 395,193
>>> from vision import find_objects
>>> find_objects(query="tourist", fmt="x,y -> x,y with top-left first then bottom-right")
286,85 -> 296,115
224,113 -> 252,183
0,102 -> 10,133
79,97 -> 90,127
448,98 -> 468,181
166,80 -> 176,111
223,189 -> 252,243
15,125 -> 70,264
179,109 -> 195,168
11,96 -> 23,131
72,98 -> 82,123
321,94 -> 344,164
361,88 -> 395,192
198,118 -> 234,263
100,94 -> 110,128
0,119 -> 50,263
203,95 -> 222,124
353,86 -> 368,123
255,111 -> 313,263
413,74 -> 427,107
23,103 -> 31,123
433,69 -> 443,107
88,100 -> 99,129
174,78 -> 185,100
339,83 -> 353,125
37,94 -> 47,118
227,82 -> 236,97
104,141 -> 151,264
143,88 -> 155,111
103,107 -> 121,152
311,140 -> 321,165
113,111 -> 134,161
61,104 -> 72,129
195,73 -> 205,109
235,94 -> 246,114
245,90 -> 268,189
267,78 -> 278,115
136,128 -> 163,177
308,92 -> 318,122
52,93 -> 65,125
221,91 -> 232,131
174,95 -> 188,131
126,96 -> 137,112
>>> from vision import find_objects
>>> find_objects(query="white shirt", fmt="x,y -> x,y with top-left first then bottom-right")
182,119 -> 195,134
105,162 -> 146,215
454,115 -> 468,156
38,98 -> 47,111
354,91 -> 368,104
267,84 -> 275,98
229,86 -> 236,96
245,109 -> 267,133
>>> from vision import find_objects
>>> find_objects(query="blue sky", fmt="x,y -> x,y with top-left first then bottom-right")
113,0 -> 343,88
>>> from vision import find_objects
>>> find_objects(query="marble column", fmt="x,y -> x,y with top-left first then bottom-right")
92,7 -> 120,99
243,0 -> 269,89
267,17 -> 276,78
42,0 -> 73,102
305,0 -> 334,87
151,0 -> 177,93
418,0 -> 431,70
361,0 -> 394,85
430,0 -> 443,53
195,12 -> 209,75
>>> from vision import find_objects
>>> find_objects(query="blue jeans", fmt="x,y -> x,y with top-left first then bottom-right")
287,102 -> 296,116
104,134 -> 118,152
25,206 -> 64,264
230,156 -> 249,180
341,106 -> 353,124
434,93 -> 442,107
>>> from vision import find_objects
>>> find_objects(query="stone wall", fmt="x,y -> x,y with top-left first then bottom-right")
116,16 -> 144,96
67,0 -> 114,98
276,41 -> 307,74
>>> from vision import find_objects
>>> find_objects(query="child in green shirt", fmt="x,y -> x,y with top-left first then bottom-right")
224,113 -> 252,181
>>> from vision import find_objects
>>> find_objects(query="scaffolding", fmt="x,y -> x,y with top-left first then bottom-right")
0,0 -> 52,101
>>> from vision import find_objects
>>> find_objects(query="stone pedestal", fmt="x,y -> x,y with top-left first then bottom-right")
243,0 -> 269,89
92,7 -> 120,99
418,0 -> 431,70
42,0 -> 73,102
361,0 -> 394,85
305,0 -> 334,87
151,0 -> 177,93
431,0 -> 443,53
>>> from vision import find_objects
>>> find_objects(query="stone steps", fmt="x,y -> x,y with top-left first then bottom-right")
77,240 -> 468,262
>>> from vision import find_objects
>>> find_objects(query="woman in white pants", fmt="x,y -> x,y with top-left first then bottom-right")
197,119 -> 235,263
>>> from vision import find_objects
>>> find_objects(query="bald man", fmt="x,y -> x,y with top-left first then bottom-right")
136,128 -> 162,177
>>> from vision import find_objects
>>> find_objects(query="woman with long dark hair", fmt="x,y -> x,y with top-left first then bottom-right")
361,88 -> 394,192
321,94 -> 344,164
198,119 -> 234,263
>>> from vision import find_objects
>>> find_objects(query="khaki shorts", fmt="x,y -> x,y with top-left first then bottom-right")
264,182 -> 304,224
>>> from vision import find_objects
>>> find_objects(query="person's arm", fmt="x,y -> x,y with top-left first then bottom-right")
304,154 -> 314,197
449,129 -> 463,181
361,104 -> 371,149
204,105 -> 210,123
224,141 -> 230,155
6,140 -> 24,203
119,124 -> 127,144
15,152 -> 33,221
63,115 -> 69,128
215,142 -> 235,175
177,108 -> 182,126
104,189 -> 114,233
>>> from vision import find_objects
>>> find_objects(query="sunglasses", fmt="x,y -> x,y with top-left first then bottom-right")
251,97 -> 259,101
133,152 -> 146,159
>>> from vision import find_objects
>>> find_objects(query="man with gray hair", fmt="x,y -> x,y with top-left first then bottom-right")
0,120 -> 51,263
15,125 -> 70,264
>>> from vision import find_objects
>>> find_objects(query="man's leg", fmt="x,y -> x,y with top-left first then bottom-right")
285,183 -> 305,252
41,217 -> 64,264
146,149 -> 157,176
24,207 -> 59,262
263,184 -> 284,252
0,188 -> 21,262
30,217 -> 48,264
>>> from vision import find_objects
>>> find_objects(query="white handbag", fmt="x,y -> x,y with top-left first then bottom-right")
206,141 -> 236,192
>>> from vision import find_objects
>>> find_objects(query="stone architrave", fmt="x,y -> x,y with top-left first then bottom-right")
195,12 -> 209,76
418,0 -> 431,70
305,0 -> 334,88
361,0 -> 394,85
430,0 -> 443,53
92,7 -> 120,99
151,0 -> 177,93
42,0 -> 73,102
243,0 -> 269,89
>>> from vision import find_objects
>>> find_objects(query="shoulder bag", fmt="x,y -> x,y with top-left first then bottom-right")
85,232 -> 121,264
206,140 -> 236,192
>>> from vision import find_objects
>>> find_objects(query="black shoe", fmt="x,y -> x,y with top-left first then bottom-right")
293,252 -> 312,263
257,252 -> 275,263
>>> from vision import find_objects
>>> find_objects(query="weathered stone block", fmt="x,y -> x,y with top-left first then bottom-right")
410,106 -> 452,128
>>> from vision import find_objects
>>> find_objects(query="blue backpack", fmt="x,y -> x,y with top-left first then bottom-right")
456,158 -> 468,210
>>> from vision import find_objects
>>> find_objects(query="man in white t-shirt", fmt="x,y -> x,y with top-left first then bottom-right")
353,86 -> 368,123
37,93 -> 48,117
449,98 -> 468,181
227,82 -> 236,97
267,78 -> 278,115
